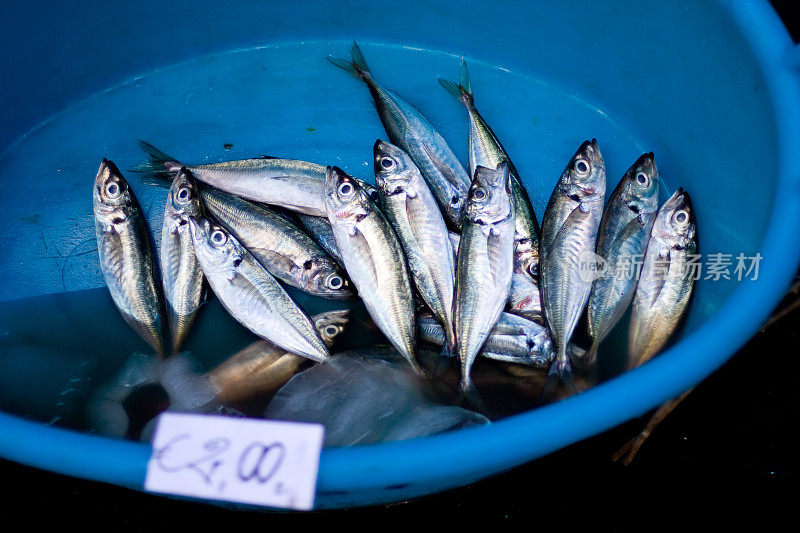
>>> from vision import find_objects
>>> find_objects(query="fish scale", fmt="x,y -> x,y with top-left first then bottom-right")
540,140 -> 605,383
324,166 -> 418,371
199,186 -> 353,299
94,159 -> 166,357
374,140 -> 456,352
188,216 -> 330,363
329,42 -> 471,229
160,168 -> 205,354
628,189 -> 696,370
454,163 -> 516,395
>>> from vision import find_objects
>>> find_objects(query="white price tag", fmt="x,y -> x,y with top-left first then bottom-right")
144,412 -> 324,510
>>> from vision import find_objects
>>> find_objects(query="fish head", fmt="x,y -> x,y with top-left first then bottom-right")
305,259 -> 354,299
514,239 -> 540,277
465,162 -> 514,225
357,179 -> 381,204
166,167 -> 203,219
373,140 -> 418,196
654,188 -> 696,251
324,166 -> 372,223
528,329 -> 555,367
188,216 -> 244,275
93,159 -> 135,221
561,139 -> 605,201
313,309 -> 351,346
621,152 -> 659,214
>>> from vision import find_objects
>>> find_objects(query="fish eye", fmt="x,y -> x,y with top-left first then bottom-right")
105,181 -> 121,198
326,274 -> 344,290
176,186 -> 191,202
337,181 -> 355,198
574,158 -> 590,176
472,187 -> 487,201
323,325 -> 340,337
636,172 -> 648,186
210,229 -> 228,246
673,209 -> 689,225
450,195 -> 461,206
380,157 -> 396,170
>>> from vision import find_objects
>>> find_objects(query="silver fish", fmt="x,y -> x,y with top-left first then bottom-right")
160,168 -> 205,354
450,230 -> 541,323
374,140 -> 457,352
540,140 -> 606,380
329,43 -> 471,228
297,214 -> 344,265
419,312 -> 555,368
93,159 -> 166,356
439,60 -> 541,249
135,141 -> 378,217
440,60 -> 542,295
507,268 -> 544,323
208,309 -> 349,404
188,216 -> 329,362
199,187 -> 353,299
587,153 -> 659,361
324,166 -> 419,371
454,162 -> 516,393
628,188 -> 696,369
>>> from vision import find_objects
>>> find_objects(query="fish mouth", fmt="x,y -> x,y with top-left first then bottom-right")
95,158 -> 115,189
325,166 -> 352,192
373,138 -> 390,156
577,139 -> 603,167
665,187 -> 689,208
373,139 -> 397,176
633,152 -> 657,178
320,308 -> 351,324
677,188 -> 692,213
186,216 -> 208,242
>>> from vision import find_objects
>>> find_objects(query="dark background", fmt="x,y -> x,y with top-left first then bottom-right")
2,1 -> 798,528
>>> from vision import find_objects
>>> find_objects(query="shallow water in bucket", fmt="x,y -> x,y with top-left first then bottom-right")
0,41 -> 732,434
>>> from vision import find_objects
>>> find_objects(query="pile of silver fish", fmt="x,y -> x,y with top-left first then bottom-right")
92,42 -> 697,422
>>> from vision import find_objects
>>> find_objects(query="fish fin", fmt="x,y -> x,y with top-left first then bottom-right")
648,249 -> 671,307
429,350 -> 456,384
249,248 -> 300,281
131,141 -> 182,181
539,353 -> 577,404
327,41 -> 372,81
542,204 -> 591,265
602,214 -> 650,260
458,377 -> 487,413
437,58 -> 473,107
440,340 -> 456,359
350,42 -> 370,73
346,225 -> 380,289
421,142 -> 468,189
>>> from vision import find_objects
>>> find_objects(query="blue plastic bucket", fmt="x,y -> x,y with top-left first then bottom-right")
1,0 -> 799,509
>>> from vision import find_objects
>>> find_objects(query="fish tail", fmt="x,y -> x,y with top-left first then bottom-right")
440,339 -> 456,359
327,41 -> 372,81
584,341 -> 599,369
131,140 -> 182,183
430,349 -> 455,381
438,58 -> 473,107
442,322 -> 458,358
458,376 -> 487,412
539,347 -> 577,404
